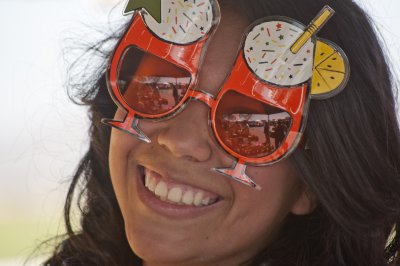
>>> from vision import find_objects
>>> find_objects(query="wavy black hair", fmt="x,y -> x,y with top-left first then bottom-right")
43,0 -> 400,265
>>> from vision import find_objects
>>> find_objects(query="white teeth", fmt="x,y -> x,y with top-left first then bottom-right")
193,191 -> 204,207
148,177 -> 157,192
154,181 -> 168,201
201,197 -> 210,206
143,168 -> 218,207
144,172 -> 157,192
145,173 -> 150,187
168,187 -> 183,203
181,190 -> 194,205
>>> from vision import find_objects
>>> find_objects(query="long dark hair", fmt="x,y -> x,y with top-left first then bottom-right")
43,0 -> 400,265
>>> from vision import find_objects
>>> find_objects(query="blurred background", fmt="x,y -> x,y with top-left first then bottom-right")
0,0 -> 399,265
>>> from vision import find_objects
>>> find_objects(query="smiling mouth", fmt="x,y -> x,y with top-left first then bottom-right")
139,166 -> 221,207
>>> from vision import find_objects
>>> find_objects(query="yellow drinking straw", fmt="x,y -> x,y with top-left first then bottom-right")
290,6 -> 335,54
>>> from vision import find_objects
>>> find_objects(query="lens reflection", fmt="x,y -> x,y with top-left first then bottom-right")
215,90 -> 292,158
118,46 -> 191,115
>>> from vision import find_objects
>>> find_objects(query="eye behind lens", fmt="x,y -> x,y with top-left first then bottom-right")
214,90 -> 293,159
117,46 -> 192,116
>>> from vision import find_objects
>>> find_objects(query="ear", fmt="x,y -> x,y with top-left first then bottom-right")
290,187 -> 317,215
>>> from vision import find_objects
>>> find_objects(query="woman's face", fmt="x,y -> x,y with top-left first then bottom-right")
109,6 -> 315,266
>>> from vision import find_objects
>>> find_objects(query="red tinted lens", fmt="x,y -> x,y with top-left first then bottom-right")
118,46 -> 191,115
215,90 -> 292,158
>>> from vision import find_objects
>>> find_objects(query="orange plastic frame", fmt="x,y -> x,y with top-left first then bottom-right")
103,10 -> 310,189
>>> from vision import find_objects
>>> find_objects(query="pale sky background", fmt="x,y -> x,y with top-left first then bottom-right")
0,0 -> 399,264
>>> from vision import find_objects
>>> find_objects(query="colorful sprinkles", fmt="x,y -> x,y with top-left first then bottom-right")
143,0 -> 214,44
244,20 -> 315,86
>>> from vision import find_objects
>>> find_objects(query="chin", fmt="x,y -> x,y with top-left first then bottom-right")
124,223 -> 205,265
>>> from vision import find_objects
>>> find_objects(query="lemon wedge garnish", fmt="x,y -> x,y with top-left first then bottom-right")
311,39 -> 349,98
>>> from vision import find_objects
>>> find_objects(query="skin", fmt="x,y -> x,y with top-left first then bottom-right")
109,5 -> 315,266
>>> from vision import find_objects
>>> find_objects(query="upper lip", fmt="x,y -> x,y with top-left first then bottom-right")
137,162 -> 226,199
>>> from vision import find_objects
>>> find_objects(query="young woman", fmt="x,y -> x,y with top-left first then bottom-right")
44,0 -> 400,265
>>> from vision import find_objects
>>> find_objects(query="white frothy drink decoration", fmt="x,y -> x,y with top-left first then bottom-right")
143,0 -> 215,44
244,20 -> 315,86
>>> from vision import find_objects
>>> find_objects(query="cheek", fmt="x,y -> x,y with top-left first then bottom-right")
246,163 -> 301,214
109,128 -> 132,214
225,163 -> 301,244
108,110 -> 164,215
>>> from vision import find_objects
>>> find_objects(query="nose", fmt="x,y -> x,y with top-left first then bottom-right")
156,101 -> 213,162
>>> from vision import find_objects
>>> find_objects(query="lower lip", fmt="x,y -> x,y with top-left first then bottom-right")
135,166 -> 223,219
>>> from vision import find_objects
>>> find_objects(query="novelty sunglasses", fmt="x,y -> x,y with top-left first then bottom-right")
102,0 -> 350,190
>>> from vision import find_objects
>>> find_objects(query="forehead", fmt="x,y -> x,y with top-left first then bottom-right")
196,7 -> 251,95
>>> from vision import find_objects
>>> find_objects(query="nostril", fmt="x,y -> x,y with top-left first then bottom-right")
159,143 -> 171,153
181,155 -> 200,163
157,128 -> 212,162
159,140 -> 208,163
